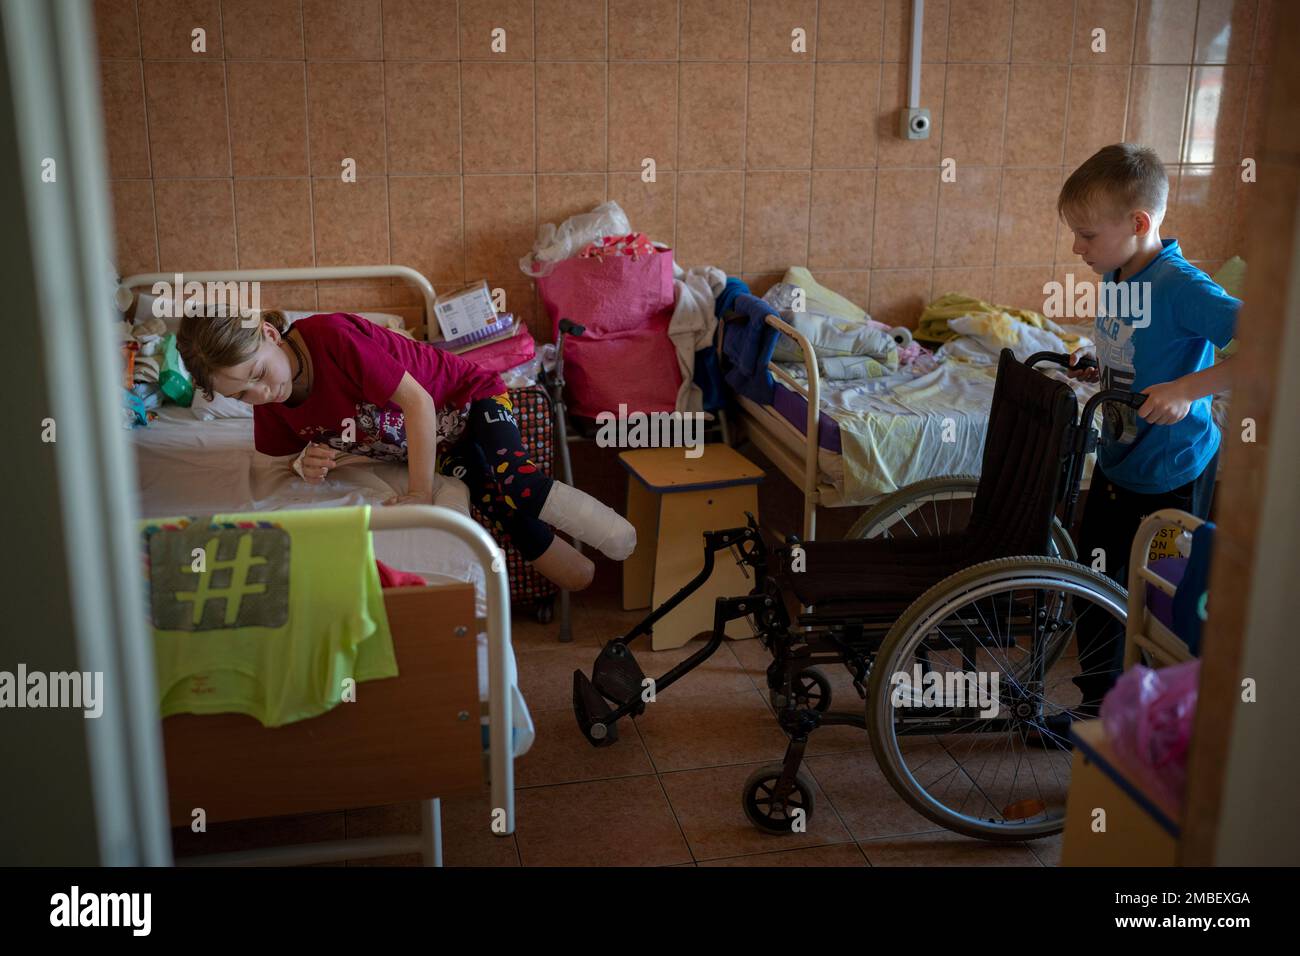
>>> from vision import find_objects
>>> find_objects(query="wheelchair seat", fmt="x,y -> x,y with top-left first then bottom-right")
780,350 -> 1081,619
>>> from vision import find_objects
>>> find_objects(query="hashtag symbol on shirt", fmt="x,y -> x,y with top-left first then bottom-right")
175,533 -> 269,627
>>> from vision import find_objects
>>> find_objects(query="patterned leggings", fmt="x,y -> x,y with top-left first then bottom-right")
437,393 -> 556,561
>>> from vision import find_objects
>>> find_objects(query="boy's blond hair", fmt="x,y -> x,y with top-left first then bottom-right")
177,310 -> 288,401
1058,143 -> 1168,223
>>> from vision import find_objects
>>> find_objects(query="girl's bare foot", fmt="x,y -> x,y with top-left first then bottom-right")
529,535 -> 595,591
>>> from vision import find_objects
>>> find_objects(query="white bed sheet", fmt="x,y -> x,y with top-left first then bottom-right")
131,407 -> 534,755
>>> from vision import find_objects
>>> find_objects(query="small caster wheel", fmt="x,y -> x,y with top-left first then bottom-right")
742,765 -> 816,833
535,599 -> 554,625
769,667 -> 832,712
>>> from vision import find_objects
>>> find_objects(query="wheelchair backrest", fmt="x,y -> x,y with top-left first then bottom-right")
967,349 -> 1079,560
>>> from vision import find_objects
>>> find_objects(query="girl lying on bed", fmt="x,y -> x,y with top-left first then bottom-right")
177,310 -> 635,591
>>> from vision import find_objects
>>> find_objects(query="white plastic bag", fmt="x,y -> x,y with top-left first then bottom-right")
519,201 -> 631,278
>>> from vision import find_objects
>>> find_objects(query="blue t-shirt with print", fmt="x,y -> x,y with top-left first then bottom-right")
1093,238 -> 1238,494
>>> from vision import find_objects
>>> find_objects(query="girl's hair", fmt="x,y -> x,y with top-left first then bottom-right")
177,310 -> 288,401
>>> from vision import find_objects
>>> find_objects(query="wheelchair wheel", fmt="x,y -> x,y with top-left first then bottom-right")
742,765 -> 816,833
770,667 -> 832,712
866,556 -> 1127,842
846,475 -> 1077,561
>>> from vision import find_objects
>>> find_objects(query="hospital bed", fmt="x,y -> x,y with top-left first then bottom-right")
119,265 -> 534,865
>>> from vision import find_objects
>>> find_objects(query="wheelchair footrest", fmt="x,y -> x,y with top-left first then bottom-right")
592,641 -> 647,709
573,670 -> 619,747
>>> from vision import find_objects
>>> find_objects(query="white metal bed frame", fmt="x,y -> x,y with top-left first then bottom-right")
118,265 -> 523,864
1125,508 -> 1202,669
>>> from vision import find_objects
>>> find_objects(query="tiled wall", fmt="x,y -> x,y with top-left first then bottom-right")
96,0 -> 1274,337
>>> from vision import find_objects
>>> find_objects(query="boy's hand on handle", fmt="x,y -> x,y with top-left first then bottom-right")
298,443 -> 339,483
1137,378 -> 1193,425
1067,348 -> 1100,382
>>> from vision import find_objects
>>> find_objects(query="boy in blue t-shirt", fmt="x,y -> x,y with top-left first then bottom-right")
1057,144 -> 1238,726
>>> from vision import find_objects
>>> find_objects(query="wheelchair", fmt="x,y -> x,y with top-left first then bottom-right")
573,349 -> 1144,842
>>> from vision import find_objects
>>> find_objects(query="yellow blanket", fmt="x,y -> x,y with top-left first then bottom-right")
916,293 -> 1084,347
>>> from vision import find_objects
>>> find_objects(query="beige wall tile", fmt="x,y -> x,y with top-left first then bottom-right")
743,171 -> 811,273
609,172 -> 677,245
676,171 -> 744,271
228,61 -> 309,177
872,168 -> 938,269
941,64 -> 1008,167
1126,66 -> 1191,166
1175,165 -> 1242,260
747,64 -> 815,168
138,0 -> 222,58
144,62 -> 229,178
1011,0 -> 1074,62
933,266 -> 993,300
609,63 -> 677,172
460,0 -> 534,60
1004,65 -> 1068,167
1073,0 -> 1138,65
537,174 -> 607,227
809,170 -> 874,271
302,0 -> 382,59
221,0 -> 303,59
536,0 -> 606,60
813,63 -> 881,168
154,179 -> 236,271
109,179 -> 157,276
679,63 -> 747,168
537,63 -> 607,173
992,265 -> 1053,311
868,269 -> 932,326
385,62 -> 460,174
381,0 -> 459,60
877,61 -> 946,167
947,0 -> 1013,62
388,176 -> 464,284
1064,66 -> 1130,166
817,0 -> 885,61
609,0 -> 678,60
1194,0 -> 1258,64
1134,0 -> 1198,64
99,60 -> 151,179
464,175 -> 535,275
307,61 -> 385,176
461,62 -> 534,173
1182,65 -> 1249,163
935,166 -> 1000,268
234,179 -> 314,269
994,167 -> 1061,265
748,0 -> 818,60
311,178 -> 389,266
680,0 -> 750,61
94,0 -> 140,59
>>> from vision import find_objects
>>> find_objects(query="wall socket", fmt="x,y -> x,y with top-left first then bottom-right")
900,107 -> 931,140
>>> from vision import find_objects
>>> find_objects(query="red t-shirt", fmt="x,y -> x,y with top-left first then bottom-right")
253,313 -> 504,461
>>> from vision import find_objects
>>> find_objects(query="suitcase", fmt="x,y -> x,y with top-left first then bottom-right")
470,385 -> 560,622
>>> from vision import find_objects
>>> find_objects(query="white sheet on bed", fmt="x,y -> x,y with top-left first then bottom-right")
131,407 -> 534,755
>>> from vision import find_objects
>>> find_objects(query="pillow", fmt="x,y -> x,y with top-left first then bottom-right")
189,391 -> 253,421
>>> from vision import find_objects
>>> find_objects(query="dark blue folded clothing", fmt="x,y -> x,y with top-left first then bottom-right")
714,276 -> 750,318
1171,522 -> 1214,655
721,293 -> 781,405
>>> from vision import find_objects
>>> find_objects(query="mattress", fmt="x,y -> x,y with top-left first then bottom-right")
131,407 -> 534,755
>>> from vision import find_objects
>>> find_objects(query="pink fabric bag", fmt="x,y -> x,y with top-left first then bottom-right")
456,328 -> 537,376
535,248 -> 681,417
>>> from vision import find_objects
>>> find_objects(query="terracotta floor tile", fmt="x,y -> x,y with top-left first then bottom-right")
1030,832 -> 1064,867
631,634 -> 759,700
804,749 -> 949,841
172,811 -> 343,859
699,843 -> 869,867
515,639 -> 616,712
346,796 -> 520,867
659,762 -> 853,862
517,704 -> 655,788
515,775 -> 691,866
859,831 -> 1041,866
635,688 -> 791,772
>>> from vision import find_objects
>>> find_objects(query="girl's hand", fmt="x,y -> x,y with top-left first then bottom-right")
1067,348 -> 1100,382
1138,379 -> 1194,425
299,443 -> 339,483
383,490 -> 433,507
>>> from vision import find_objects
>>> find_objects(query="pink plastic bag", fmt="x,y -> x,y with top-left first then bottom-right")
535,248 -> 681,417
1101,660 -> 1200,814
457,328 -> 537,376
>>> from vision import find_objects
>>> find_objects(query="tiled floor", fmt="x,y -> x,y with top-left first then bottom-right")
172,581 -> 1061,867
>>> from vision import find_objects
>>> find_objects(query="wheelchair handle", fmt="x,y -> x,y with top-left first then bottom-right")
1025,350 -> 1097,371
